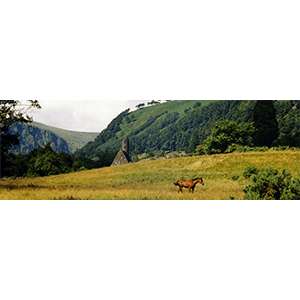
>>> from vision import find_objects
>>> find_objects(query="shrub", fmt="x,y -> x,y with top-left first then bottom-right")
242,167 -> 300,200
225,143 -> 242,153
243,166 -> 259,179
77,166 -> 88,172
224,144 -> 299,154
231,175 -> 239,181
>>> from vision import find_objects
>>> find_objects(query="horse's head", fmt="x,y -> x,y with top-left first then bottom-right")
197,178 -> 204,185
192,178 -> 204,185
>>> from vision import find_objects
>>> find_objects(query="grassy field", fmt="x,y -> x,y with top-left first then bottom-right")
1,150 -> 299,200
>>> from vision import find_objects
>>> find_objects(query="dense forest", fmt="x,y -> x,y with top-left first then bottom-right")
75,100 -> 299,159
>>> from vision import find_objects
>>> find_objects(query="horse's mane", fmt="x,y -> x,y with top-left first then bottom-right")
192,177 -> 202,181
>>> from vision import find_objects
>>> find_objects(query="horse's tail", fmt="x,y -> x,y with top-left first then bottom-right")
174,181 -> 179,186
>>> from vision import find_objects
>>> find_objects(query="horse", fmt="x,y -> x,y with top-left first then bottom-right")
174,178 -> 204,193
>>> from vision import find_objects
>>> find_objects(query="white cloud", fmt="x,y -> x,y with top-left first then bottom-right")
33,100 -> 150,132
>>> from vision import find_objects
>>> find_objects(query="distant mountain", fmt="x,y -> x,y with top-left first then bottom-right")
74,100 -> 299,159
9,122 -> 99,154
31,122 -> 99,153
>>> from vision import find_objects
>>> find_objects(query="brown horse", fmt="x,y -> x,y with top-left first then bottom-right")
174,178 -> 204,193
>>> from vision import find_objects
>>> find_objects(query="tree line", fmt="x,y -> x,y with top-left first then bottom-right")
2,142 -> 117,178
135,100 -> 178,109
190,100 -> 299,155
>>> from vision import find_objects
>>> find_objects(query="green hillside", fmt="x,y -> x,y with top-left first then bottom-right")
74,100 -> 299,159
117,100 -> 213,137
74,100 -> 214,157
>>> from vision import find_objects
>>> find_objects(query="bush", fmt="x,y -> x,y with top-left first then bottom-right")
243,166 -> 259,179
242,167 -> 300,200
77,166 -> 88,172
224,144 -> 299,154
231,175 -> 239,181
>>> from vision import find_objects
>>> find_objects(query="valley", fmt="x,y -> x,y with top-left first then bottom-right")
2,100 -> 299,200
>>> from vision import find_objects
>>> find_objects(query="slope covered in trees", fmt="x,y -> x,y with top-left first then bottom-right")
74,100 -> 299,159
74,100 -> 213,158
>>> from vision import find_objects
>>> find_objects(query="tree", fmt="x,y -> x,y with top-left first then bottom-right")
203,120 -> 256,154
252,100 -> 278,147
1,100 -> 41,176
187,129 -> 200,153
135,103 -> 145,109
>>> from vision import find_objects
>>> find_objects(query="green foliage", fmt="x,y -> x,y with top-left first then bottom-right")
74,100 -> 298,159
243,166 -> 259,179
74,101 -> 209,157
231,175 -> 239,181
3,143 -> 117,178
242,167 -> 300,200
77,166 -> 88,172
274,100 -> 300,147
75,109 -> 130,157
202,120 -> 256,154
252,100 -> 279,147
187,129 -> 200,153
226,144 -> 270,153
131,155 -> 139,163
193,102 -> 202,109
1,100 -> 41,177
1,101 -> 41,156
147,151 -> 155,158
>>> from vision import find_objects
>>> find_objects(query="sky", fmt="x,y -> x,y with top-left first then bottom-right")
33,100 -> 153,133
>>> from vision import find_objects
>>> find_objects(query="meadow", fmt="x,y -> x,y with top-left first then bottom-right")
1,150 -> 299,200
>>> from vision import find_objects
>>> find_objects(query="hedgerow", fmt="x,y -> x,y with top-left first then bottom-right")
225,144 -> 299,154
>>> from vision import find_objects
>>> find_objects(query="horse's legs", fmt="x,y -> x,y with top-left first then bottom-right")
192,183 -> 197,193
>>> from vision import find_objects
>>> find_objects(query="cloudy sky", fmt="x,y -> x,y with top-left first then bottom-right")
33,100 -> 152,133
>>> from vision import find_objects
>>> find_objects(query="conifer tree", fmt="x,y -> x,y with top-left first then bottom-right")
252,100 -> 278,147
187,129 -> 200,153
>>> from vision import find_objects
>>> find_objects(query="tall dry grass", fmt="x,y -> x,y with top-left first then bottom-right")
1,151 -> 299,200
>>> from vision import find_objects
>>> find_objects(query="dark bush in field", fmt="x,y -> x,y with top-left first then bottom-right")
242,167 -> 300,200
